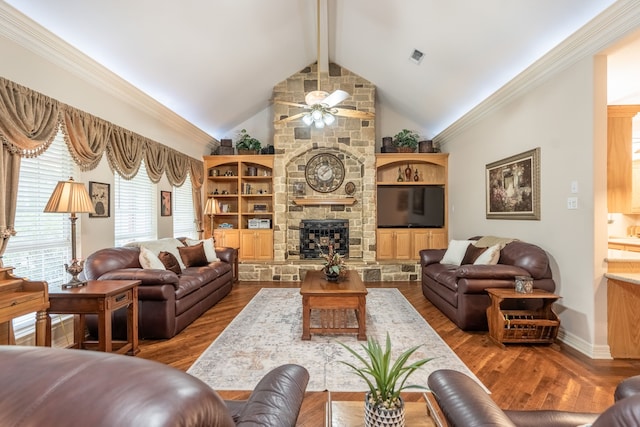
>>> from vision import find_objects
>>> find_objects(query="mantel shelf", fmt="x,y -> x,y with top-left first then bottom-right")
292,198 -> 357,206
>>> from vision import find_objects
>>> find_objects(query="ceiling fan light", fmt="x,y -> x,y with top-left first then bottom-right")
323,113 -> 335,125
305,90 -> 329,106
311,109 -> 323,121
302,113 -> 313,126
314,119 -> 325,129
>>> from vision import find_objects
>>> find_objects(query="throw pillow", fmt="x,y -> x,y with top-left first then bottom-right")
178,242 -> 209,268
185,237 -> 219,262
461,244 -> 487,265
473,244 -> 501,265
158,251 -> 182,275
139,247 -> 166,270
440,240 -> 474,266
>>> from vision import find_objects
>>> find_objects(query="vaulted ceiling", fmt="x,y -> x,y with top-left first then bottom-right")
2,0 -> 628,142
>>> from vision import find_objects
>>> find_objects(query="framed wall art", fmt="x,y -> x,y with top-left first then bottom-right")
486,147 -> 540,220
161,190 -> 172,216
88,181 -> 110,218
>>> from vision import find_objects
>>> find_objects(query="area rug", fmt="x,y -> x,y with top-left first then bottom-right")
187,288 -> 485,392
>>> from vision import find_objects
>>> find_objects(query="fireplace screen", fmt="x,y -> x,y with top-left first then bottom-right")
300,219 -> 349,259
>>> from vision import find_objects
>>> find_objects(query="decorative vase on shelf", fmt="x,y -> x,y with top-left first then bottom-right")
404,164 -> 412,181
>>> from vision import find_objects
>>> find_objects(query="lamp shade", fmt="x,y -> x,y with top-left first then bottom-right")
44,177 -> 95,214
204,198 -> 218,215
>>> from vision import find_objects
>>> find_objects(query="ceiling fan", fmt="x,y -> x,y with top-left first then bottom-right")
275,0 -> 375,128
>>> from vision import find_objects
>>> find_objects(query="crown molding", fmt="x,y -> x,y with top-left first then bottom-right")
435,0 -> 640,147
0,2 -> 216,151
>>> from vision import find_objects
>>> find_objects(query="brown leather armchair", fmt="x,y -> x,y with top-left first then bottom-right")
428,369 -> 640,427
0,346 -> 309,427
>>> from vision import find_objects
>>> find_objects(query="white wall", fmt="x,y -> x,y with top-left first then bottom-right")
441,56 -> 610,357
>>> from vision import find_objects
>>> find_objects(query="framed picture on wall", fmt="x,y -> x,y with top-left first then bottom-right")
88,181 -> 110,218
485,147 -> 540,220
161,190 -> 172,216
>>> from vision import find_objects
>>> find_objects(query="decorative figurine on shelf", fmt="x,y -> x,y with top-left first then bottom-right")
213,188 -> 219,195
397,167 -> 404,182
404,164 -> 412,181
414,168 -> 420,181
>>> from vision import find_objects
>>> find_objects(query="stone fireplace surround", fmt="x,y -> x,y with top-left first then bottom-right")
237,62 -> 420,282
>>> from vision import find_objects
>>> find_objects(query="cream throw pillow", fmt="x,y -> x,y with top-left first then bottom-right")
185,238 -> 220,262
473,244 -> 501,265
440,240 -> 474,266
139,247 -> 166,270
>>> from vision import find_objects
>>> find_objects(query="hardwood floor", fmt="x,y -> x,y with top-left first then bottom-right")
138,281 -> 640,426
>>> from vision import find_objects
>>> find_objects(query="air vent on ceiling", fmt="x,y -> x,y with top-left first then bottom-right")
409,49 -> 424,65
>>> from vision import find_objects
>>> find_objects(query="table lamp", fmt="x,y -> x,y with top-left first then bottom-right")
44,177 -> 95,288
203,197 -> 218,238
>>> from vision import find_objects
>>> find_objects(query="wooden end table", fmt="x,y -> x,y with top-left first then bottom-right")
300,270 -> 367,340
46,280 -> 140,355
485,287 -> 561,348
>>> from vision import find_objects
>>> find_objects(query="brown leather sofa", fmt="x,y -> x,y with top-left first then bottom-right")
0,345 -> 309,427
428,369 -> 640,427
83,241 -> 237,339
420,238 -> 555,330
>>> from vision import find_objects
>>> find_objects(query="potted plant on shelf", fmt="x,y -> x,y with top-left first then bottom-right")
321,243 -> 346,281
393,129 -> 420,153
338,333 -> 432,427
235,129 -> 262,155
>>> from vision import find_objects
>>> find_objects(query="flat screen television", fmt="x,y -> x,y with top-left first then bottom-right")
377,185 -> 445,228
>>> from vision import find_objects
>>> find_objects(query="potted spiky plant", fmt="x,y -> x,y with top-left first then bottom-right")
337,333 -> 433,427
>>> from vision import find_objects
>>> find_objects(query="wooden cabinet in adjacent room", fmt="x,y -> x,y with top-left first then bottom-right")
607,105 -> 640,213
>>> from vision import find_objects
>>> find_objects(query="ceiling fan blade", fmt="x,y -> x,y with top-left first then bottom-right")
322,90 -> 350,107
334,108 -> 375,119
275,100 -> 309,109
275,112 -> 307,124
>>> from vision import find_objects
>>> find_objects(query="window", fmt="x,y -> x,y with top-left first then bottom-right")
114,161 -> 157,246
4,131 -> 76,334
173,173 -> 197,239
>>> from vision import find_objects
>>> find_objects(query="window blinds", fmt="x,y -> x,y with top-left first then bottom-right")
114,161 -> 157,246
173,173 -> 197,239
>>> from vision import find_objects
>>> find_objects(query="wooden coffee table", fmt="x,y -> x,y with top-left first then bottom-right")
300,270 -> 367,340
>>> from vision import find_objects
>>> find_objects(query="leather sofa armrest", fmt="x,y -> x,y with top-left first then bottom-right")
98,268 -> 180,288
428,369 -> 517,427
615,375 -> 640,401
216,247 -> 237,264
504,410 -> 598,427
420,249 -> 446,266
456,264 -> 530,280
232,364 -> 309,427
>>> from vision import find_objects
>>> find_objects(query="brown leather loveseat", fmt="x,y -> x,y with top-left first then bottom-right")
420,236 -> 555,330
428,369 -> 640,427
84,237 -> 237,339
0,345 -> 309,427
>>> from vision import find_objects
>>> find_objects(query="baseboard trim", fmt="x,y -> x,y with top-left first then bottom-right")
557,327 -> 612,360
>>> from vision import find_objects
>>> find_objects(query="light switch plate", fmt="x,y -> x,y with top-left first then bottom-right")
567,197 -> 578,209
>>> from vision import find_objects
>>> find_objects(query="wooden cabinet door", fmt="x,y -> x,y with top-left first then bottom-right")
394,229 -> 413,260
239,230 -> 256,260
239,230 -> 273,260
214,229 -> 240,249
376,230 -> 396,260
429,229 -> 448,249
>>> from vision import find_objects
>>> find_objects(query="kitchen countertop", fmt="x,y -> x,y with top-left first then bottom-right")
605,272 -> 640,285
606,249 -> 640,261
609,237 -> 640,245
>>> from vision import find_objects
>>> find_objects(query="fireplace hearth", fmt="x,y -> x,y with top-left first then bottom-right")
299,219 -> 349,259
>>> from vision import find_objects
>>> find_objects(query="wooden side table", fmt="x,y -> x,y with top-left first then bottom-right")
46,280 -> 140,355
485,288 -> 561,347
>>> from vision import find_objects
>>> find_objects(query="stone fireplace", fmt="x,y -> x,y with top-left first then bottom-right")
237,62 -> 420,282
299,219 -> 349,259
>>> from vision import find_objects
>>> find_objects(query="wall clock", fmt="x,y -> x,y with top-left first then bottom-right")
305,153 -> 345,193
